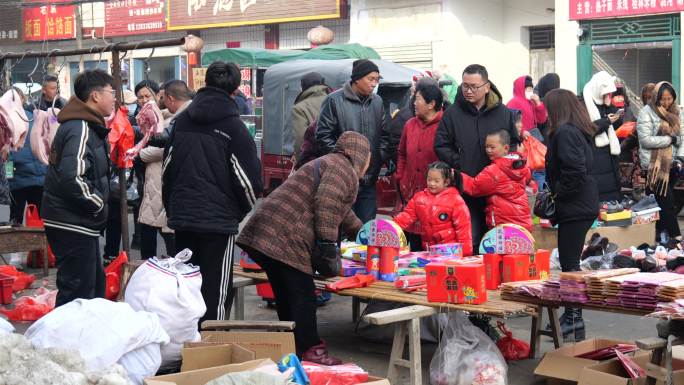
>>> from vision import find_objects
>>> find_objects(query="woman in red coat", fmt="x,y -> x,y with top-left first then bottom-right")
394,162 -> 473,255
396,80 -> 445,248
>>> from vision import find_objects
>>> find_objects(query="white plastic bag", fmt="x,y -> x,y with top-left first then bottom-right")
0,316 -> 13,333
118,344 -> 162,385
429,311 -> 507,385
25,298 -> 169,384
124,248 -> 206,364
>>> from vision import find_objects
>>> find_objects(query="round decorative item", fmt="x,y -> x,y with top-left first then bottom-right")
307,25 -> 334,45
478,224 -> 535,255
182,34 -> 204,52
356,218 -> 407,248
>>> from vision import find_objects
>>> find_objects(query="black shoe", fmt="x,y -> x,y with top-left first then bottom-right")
559,308 -> 586,342
632,194 -> 658,212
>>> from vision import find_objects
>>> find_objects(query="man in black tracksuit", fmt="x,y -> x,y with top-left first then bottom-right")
434,64 -> 519,252
41,69 -> 114,307
163,61 -> 263,322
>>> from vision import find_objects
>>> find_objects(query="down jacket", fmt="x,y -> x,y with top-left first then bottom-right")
291,84 -> 329,160
237,131 -> 369,275
41,96 -> 110,236
545,123 -> 599,223
162,86 -> 262,235
506,75 -> 547,132
636,104 -> 684,170
461,153 -> 532,231
316,81 -> 389,186
393,187 -> 473,256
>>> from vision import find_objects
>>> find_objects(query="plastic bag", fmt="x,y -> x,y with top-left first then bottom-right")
429,311 -> 507,385
523,135 -> 547,171
105,251 -> 128,300
303,362 -> 369,385
580,250 -> 617,271
0,316 -> 13,333
107,106 -> 135,169
550,249 -> 561,270
495,321 -> 530,361
0,287 -> 56,321
124,248 -> 205,365
0,265 -> 35,291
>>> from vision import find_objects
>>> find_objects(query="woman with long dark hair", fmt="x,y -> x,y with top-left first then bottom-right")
636,82 -> 684,244
544,89 -> 599,341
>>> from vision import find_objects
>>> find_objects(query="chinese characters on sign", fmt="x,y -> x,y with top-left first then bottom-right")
169,0 -> 339,30
570,0 -> 684,20
104,0 -> 166,37
23,4 -> 75,41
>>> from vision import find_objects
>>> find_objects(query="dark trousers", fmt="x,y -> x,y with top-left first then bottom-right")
353,184 -> 377,224
557,219 -> 594,272
463,195 -> 487,253
46,227 -> 105,307
140,223 -> 176,259
104,198 -> 122,258
647,184 -> 681,240
251,251 -> 320,356
10,186 -> 43,223
175,231 -> 234,322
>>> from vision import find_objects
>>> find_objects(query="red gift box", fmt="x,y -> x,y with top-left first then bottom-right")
426,262 -> 487,304
502,250 -> 551,282
484,253 -> 503,290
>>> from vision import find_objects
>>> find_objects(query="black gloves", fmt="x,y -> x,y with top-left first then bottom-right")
312,240 -> 340,278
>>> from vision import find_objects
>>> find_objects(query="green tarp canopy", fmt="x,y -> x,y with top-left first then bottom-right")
201,43 -> 381,67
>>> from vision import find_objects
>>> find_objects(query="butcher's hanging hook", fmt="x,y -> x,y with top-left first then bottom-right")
143,47 -> 155,83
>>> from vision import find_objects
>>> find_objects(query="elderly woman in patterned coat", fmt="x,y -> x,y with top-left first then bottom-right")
237,131 -> 370,365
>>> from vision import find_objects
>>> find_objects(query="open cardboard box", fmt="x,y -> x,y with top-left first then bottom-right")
535,338 -> 640,384
578,351 -> 651,385
180,343 -> 255,372
199,331 -> 295,362
645,356 -> 684,384
144,358 -> 390,385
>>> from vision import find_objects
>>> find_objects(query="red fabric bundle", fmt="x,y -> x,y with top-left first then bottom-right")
324,274 -> 374,292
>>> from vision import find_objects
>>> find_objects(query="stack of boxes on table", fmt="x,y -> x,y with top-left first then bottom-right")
341,221 -> 552,306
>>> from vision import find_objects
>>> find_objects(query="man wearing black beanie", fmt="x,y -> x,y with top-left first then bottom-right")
316,59 -> 389,223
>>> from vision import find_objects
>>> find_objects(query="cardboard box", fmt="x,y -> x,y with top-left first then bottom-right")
632,208 -> 660,225
535,338 -> 636,383
531,223 -> 656,251
199,331 -> 295,362
484,253 -> 502,290
180,343 -> 255,372
578,352 -> 650,385
145,359 -> 272,385
645,357 -> 684,385
425,262 -> 487,304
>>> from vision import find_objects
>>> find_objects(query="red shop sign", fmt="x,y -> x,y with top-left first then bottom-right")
104,0 -> 166,37
23,5 -> 75,41
570,0 -> 684,20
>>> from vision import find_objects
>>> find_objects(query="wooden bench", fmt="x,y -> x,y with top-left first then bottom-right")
202,320 -> 295,332
231,275 -> 256,321
363,305 -> 438,385
637,336 -> 684,385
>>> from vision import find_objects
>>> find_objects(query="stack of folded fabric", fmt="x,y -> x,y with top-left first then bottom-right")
657,278 -> 684,302
559,271 -> 593,303
618,272 -> 682,311
585,268 -> 641,305
540,280 -> 561,302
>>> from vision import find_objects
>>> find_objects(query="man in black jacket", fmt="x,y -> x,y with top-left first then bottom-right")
434,64 -> 519,252
163,61 -> 263,322
41,69 -> 114,306
316,59 -> 389,223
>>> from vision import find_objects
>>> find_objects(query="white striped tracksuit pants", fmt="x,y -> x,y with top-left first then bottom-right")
175,231 -> 235,322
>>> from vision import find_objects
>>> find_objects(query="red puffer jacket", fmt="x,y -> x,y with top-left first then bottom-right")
394,187 -> 473,255
462,153 -> 533,231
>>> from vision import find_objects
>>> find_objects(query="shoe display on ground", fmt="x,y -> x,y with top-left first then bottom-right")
631,194 -> 658,212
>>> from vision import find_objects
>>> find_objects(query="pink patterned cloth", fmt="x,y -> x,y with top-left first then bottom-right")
126,101 -> 164,160
0,89 -> 28,150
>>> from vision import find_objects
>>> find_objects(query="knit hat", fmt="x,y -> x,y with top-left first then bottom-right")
351,59 -> 380,82
300,72 -> 325,92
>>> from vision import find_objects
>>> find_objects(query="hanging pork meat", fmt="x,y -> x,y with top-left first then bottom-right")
31,108 -> 60,165
0,107 -> 14,161
0,89 -> 28,150
125,101 -> 164,161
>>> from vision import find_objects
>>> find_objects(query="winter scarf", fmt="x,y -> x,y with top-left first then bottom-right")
583,71 -> 620,155
647,81 -> 681,195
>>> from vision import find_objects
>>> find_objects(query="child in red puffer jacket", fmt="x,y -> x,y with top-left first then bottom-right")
461,129 -> 533,231
394,161 -> 473,255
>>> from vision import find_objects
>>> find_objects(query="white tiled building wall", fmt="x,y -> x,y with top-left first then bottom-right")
279,19 -> 350,49
201,25 -> 266,52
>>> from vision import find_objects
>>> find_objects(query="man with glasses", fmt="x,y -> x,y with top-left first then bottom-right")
316,59 -> 389,223
41,69 -> 115,306
434,64 -> 519,252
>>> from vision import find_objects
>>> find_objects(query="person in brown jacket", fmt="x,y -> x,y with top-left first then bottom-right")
237,131 -> 370,365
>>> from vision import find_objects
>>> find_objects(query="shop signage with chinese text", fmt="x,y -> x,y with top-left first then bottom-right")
104,0 -> 166,37
23,3 -> 75,41
167,0 -> 340,30
570,0 -> 684,20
